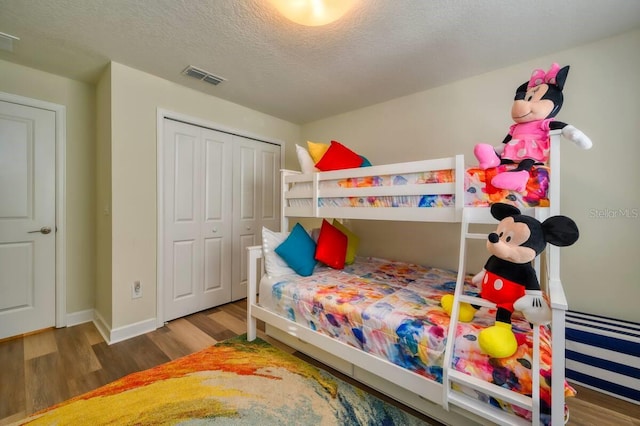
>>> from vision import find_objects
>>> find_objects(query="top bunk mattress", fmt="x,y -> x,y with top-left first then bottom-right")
285,163 -> 550,211
258,256 -> 572,424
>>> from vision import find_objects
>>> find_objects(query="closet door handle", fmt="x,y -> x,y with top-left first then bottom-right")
28,226 -> 52,235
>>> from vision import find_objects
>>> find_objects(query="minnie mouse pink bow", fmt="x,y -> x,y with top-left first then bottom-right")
528,63 -> 561,88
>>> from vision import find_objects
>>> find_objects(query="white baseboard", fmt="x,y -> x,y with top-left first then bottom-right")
90,310 -> 157,345
93,310 -> 112,344
66,309 -> 95,327
109,318 -> 157,344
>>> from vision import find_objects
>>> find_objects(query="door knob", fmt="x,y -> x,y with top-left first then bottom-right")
28,227 -> 52,235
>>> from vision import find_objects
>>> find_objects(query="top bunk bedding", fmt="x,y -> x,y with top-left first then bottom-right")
286,163 -> 550,209
285,132 -> 560,222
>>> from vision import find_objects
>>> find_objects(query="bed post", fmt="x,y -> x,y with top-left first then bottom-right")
281,169 -> 289,231
246,245 -> 262,341
551,297 -> 567,425
454,154 -> 465,221
548,250 -> 568,425
549,130 -> 567,425
549,130 -> 561,217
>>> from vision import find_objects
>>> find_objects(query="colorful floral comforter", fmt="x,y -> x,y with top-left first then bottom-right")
465,164 -> 550,207
259,257 -> 573,424
288,165 -> 550,209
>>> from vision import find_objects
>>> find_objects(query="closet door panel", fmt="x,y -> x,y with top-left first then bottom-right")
238,145 -> 257,221
203,139 -> 225,221
238,234 -> 255,286
169,131 -> 200,242
232,138 -> 258,301
259,144 -> 281,234
163,120 -> 231,322
232,137 -> 281,301
174,136 -> 197,223
172,240 -> 197,299
199,128 -> 232,306
164,121 -> 201,320
203,237 -> 223,292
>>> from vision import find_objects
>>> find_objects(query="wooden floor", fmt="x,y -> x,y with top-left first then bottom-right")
1,299 -> 638,425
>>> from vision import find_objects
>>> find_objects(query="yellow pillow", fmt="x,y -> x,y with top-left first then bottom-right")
332,219 -> 360,264
307,141 -> 330,163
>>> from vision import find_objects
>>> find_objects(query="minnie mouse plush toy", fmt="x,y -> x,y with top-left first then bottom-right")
474,63 -> 592,192
441,203 -> 579,358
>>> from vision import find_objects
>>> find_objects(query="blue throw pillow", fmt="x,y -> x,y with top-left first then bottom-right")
360,155 -> 372,167
275,223 -> 317,276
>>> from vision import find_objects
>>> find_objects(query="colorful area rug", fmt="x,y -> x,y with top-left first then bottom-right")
18,335 -> 431,425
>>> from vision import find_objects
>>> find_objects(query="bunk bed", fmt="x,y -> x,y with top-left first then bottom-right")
247,130 -> 570,426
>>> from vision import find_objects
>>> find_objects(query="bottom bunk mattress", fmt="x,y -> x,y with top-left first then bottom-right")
258,256 -> 574,424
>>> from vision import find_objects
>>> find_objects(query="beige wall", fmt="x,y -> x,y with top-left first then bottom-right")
95,64 -> 113,327
301,30 -> 640,323
108,62 -> 301,329
0,59 -> 96,316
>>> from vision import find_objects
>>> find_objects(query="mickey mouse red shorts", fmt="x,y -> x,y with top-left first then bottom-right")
480,271 -> 526,313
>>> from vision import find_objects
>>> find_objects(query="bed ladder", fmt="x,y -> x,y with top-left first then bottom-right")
442,207 -> 542,426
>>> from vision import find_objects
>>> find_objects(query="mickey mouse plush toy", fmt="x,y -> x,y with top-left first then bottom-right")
474,63 -> 592,192
441,203 -> 579,358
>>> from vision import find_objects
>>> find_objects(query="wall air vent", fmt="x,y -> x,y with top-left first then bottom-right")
182,65 -> 226,86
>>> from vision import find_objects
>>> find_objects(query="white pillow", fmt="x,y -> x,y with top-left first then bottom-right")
262,226 -> 296,278
296,144 -> 318,174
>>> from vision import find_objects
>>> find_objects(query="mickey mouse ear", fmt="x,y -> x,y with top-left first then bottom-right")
490,203 -> 521,221
542,216 -> 579,246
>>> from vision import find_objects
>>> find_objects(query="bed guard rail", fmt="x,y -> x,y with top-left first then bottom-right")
280,154 -> 465,227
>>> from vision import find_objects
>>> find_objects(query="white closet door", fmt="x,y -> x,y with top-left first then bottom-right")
231,136 -> 280,301
163,120 -> 232,321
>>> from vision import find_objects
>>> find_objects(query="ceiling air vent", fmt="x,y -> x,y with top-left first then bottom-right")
182,65 -> 226,86
0,31 -> 19,52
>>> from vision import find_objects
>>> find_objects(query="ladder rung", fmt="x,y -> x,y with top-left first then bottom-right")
448,370 -> 533,410
448,390 -> 532,426
466,232 -> 487,240
459,294 -> 496,308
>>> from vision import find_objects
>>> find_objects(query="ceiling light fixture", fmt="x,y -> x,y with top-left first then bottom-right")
269,0 -> 357,26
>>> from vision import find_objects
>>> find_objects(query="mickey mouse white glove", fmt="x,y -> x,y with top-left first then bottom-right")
514,290 -> 552,325
562,125 -> 593,150
472,269 -> 486,286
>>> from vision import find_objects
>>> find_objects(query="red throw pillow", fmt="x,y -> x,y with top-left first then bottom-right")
315,140 -> 364,171
314,219 -> 348,269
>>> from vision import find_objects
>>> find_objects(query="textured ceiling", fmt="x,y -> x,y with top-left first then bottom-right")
1,0 -> 639,124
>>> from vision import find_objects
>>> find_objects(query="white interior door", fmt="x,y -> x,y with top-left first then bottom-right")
0,100 -> 56,339
163,119 -> 233,322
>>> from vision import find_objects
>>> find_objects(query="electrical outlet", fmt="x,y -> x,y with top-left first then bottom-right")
132,280 -> 142,299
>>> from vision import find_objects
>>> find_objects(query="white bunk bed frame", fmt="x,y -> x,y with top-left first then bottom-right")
247,130 -> 567,426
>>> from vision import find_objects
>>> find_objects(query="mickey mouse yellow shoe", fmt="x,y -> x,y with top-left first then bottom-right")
478,321 -> 518,358
440,295 -> 477,322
